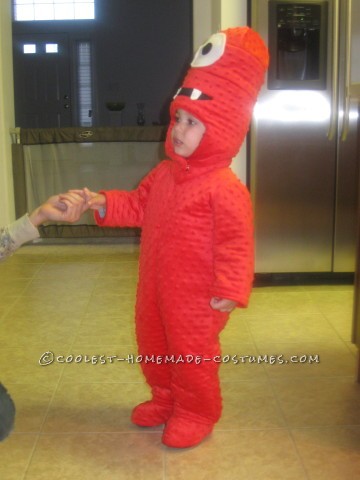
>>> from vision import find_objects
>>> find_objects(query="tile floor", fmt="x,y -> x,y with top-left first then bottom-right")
0,243 -> 360,479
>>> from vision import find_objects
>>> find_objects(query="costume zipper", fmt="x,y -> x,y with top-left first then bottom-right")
185,162 -> 190,172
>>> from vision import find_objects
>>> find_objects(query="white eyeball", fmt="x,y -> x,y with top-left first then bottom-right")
191,32 -> 227,67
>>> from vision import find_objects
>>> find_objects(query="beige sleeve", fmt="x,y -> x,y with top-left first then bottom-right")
0,214 -> 40,261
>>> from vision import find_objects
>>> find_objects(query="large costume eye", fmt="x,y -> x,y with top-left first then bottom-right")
191,32 -> 226,67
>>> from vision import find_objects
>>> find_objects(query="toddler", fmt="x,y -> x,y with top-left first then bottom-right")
70,27 -> 268,448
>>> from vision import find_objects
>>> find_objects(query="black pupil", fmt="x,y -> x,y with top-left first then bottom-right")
201,43 -> 213,55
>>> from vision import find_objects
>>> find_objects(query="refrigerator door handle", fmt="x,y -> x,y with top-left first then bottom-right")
341,0 -> 352,142
328,0 -> 340,141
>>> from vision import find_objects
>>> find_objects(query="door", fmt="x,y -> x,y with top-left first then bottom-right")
250,0 -> 337,273
13,33 -> 72,128
333,0 -> 360,272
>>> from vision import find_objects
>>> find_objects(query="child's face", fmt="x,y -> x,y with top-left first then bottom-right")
171,109 -> 206,158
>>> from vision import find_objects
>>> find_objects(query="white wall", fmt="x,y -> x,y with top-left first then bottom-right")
193,0 -> 248,183
192,0 -> 222,49
0,0 -> 15,225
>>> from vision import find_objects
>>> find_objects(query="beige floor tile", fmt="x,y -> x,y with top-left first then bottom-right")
0,263 -> 43,279
72,316 -> 136,347
219,342 -> 268,381
0,434 -> 39,480
104,247 -> 139,262
59,346 -> 144,383
165,430 -> 307,480
2,244 -> 360,478
346,342 -> 358,357
23,277 -> 97,296
0,316 -> 80,346
219,314 -> 254,343
0,345 -> 68,385
83,310 -> 134,325
8,251 -> 48,264
42,382 -> 158,433
99,261 -> 139,278
292,426 -> 360,480
5,294 -> 90,321
0,296 -> 19,318
217,381 -> 286,429
16,244 -> 60,256
308,290 -> 354,316
302,284 -> 354,292
0,279 -> 31,296
43,253 -> 108,263
35,262 -> 103,279
325,311 -> 353,342
85,294 -> 135,317
25,433 -> 164,480
272,377 -> 360,427
248,313 -> 340,344
255,341 -> 356,378
9,384 -> 56,433
246,290 -> 322,316
92,276 -> 138,296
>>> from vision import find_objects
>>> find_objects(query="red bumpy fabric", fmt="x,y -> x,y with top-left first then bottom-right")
95,26 -> 268,446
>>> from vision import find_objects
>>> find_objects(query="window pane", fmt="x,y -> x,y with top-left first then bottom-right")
34,5 -> 54,20
77,41 -> 93,126
75,3 -> 94,19
14,0 -> 95,21
46,43 -> 58,53
54,4 -> 74,19
23,44 -> 36,54
15,5 -> 34,21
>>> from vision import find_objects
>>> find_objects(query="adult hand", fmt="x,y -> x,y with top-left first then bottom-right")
29,192 -> 88,226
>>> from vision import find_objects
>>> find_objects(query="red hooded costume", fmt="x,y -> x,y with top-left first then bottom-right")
95,27 -> 268,448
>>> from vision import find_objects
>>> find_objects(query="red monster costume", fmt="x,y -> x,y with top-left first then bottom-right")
95,27 -> 268,448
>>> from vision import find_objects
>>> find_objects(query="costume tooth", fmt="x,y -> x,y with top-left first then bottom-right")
190,88 -> 202,100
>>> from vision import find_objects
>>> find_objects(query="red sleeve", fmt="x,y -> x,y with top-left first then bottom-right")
210,174 -> 254,308
94,161 -> 165,227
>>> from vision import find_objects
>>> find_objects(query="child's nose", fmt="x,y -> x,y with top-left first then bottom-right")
174,120 -> 185,133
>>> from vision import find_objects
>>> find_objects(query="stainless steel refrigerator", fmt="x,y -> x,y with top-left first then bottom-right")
249,0 -> 360,274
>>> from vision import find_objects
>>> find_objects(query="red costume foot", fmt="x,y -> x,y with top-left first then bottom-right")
131,400 -> 173,427
131,387 -> 173,427
162,416 -> 213,448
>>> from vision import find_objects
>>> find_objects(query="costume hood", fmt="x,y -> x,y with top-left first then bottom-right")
165,26 -> 269,173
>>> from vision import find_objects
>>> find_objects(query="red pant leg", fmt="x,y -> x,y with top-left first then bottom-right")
160,293 -> 229,424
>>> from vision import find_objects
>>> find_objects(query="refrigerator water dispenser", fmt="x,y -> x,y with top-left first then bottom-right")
268,1 -> 328,89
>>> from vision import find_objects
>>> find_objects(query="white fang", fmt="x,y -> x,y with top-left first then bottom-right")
190,89 -> 203,100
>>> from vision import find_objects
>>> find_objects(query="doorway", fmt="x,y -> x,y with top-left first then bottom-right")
13,33 -> 72,128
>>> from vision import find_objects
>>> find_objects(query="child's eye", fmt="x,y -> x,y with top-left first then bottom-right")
191,32 -> 226,68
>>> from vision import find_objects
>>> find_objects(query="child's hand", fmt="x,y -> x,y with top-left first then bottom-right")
67,188 -> 106,211
210,297 -> 237,313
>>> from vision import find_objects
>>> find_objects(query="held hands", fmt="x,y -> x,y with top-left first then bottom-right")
29,193 -> 88,226
210,297 -> 237,313
28,187 -> 104,227
66,188 -> 106,211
